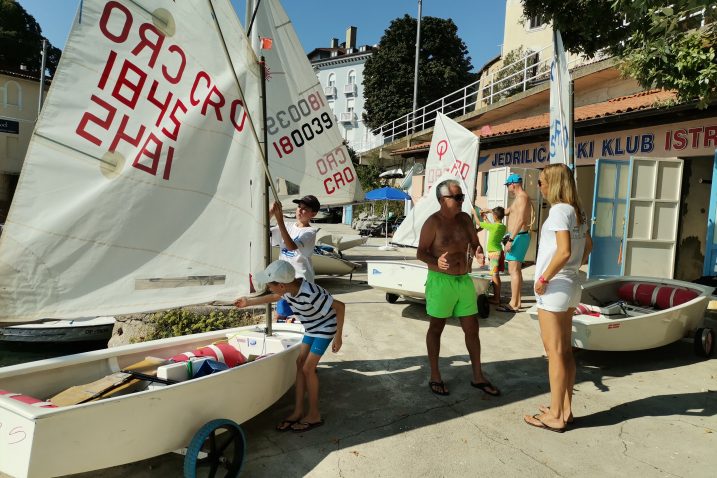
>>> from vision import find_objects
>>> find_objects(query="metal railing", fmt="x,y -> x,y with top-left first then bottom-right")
359,42 -> 600,152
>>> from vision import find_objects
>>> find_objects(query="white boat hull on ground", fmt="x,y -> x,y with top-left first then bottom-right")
367,260 -> 492,300
272,246 -> 359,277
0,323 -> 303,478
316,233 -> 368,252
528,277 -> 714,352
0,317 -> 115,343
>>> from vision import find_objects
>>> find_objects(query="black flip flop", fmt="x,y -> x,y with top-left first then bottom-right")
428,380 -> 449,396
524,414 -> 566,433
291,419 -> 325,433
495,305 -> 518,313
470,381 -> 501,396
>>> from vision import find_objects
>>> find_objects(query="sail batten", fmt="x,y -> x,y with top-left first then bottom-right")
0,0 -> 267,322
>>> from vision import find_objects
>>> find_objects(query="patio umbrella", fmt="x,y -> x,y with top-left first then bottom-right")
364,187 -> 412,251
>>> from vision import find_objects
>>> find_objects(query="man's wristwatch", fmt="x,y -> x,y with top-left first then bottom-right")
507,237 -> 514,242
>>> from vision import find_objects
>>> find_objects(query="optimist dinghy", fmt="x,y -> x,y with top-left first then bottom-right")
367,260 -> 492,318
0,0 -> 362,476
529,277 -> 714,356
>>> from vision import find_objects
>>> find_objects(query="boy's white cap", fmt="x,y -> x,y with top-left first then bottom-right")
253,260 -> 296,286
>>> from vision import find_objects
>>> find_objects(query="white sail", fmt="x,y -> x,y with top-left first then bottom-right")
549,29 -> 572,165
252,0 -> 364,206
0,0 -> 266,322
392,114 -> 479,247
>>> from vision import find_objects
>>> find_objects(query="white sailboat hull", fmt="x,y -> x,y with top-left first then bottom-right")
0,317 -> 115,343
528,277 -> 713,351
0,323 -> 303,478
271,247 -> 359,277
317,234 -> 368,252
367,260 -> 491,300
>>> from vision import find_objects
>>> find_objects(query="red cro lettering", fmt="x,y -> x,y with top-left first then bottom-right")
131,23 -> 164,69
323,177 -> 335,194
99,1 -> 133,44
162,44 -> 186,84
332,172 -> 346,189
230,99 -> 247,132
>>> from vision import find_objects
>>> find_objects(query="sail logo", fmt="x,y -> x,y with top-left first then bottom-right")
315,147 -> 355,194
74,1 -> 251,181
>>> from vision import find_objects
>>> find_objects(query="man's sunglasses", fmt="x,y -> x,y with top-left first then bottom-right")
442,193 -> 465,202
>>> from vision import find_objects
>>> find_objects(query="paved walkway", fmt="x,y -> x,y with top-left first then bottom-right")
19,222 -> 717,478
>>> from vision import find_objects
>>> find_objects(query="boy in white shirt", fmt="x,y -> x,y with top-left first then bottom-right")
270,194 -> 320,321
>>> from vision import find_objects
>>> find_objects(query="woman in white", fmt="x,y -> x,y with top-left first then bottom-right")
524,163 -> 592,433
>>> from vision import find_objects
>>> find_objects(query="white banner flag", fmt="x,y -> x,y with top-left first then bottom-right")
549,29 -> 572,165
392,114 -> 479,247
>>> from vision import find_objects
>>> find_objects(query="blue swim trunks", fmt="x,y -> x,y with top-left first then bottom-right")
302,335 -> 333,355
276,298 -> 293,317
505,231 -> 530,262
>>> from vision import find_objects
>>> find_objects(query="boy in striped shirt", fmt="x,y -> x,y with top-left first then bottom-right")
234,260 -> 345,433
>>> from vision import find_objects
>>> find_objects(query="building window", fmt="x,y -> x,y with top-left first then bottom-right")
346,98 -> 355,114
528,14 -> 545,30
347,70 -> 356,85
1,80 -> 22,108
328,73 -> 335,87
328,100 -> 335,112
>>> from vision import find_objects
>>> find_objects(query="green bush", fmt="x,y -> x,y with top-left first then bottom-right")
146,307 -> 263,340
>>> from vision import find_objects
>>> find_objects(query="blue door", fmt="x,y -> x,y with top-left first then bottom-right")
705,151 -> 717,277
588,159 -> 629,278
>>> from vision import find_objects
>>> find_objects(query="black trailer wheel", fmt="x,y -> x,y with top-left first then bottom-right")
184,419 -> 246,478
694,327 -> 715,358
477,294 -> 490,319
386,293 -> 399,304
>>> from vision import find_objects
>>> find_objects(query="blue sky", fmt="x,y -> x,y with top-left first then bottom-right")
17,0 -> 506,72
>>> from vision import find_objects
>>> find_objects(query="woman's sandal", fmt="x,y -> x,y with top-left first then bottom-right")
539,405 -> 574,424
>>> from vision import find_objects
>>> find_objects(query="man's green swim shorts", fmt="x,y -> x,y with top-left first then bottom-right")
425,270 -> 478,318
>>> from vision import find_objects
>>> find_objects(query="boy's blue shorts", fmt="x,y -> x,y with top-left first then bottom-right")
302,335 -> 333,356
276,299 -> 293,317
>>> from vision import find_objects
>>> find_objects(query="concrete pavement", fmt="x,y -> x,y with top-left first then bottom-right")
44,222 -> 717,477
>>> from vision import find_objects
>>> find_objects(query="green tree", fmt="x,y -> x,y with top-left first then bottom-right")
521,0 -> 717,108
363,15 -> 473,130
348,145 -> 382,192
0,0 -> 62,76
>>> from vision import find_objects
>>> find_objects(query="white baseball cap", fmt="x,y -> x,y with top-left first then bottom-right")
253,260 -> 296,286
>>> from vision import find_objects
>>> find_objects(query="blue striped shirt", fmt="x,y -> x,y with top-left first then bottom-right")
283,280 -> 337,338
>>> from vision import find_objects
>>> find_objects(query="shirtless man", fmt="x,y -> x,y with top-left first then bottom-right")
417,179 -> 499,397
501,174 -> 532,313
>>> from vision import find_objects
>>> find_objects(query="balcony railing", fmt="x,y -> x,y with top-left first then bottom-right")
362,42 -> 603,152
343,83 -> 357,95
324,85 -> 336,98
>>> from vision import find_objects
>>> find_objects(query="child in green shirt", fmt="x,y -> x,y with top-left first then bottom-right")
477,207 -> 507,305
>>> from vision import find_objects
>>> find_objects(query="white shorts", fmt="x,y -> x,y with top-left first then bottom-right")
536,275 -> 581,312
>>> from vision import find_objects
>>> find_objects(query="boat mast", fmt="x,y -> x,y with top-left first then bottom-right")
260,54 -> 272,336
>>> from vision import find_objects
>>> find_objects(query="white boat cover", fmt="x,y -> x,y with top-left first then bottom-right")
392,114 -> 480,247
0,0 -> 266,321
253,0 -> 364,207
